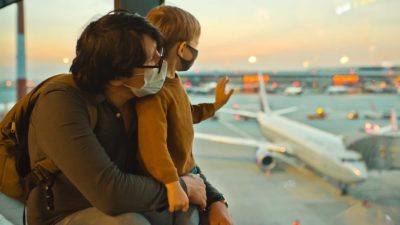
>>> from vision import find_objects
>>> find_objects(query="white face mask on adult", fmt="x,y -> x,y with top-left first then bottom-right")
124,60 -> 168,97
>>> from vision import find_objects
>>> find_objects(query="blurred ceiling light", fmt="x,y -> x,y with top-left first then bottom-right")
248,56 -> 257,64
63,57 -> 70,64
303,61 -> 310,69
340,56 -> 350,64
336,3 -> 352,15
337,0 -> 375,15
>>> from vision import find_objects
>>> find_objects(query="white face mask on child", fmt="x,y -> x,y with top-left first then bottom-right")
124,60 -> 168,97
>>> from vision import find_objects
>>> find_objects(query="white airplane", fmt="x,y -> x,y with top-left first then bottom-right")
186,82 -> 217,95
283,86 -> 303,96
325,85 -> 349,95
364,109 -> 399,136
196,73 -> 368,194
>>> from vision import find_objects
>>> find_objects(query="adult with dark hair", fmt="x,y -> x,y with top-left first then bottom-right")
27,10 -> 224,225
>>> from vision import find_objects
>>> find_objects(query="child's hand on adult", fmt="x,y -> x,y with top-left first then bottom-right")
166,181 -> 189,212
213,76 -> 234,111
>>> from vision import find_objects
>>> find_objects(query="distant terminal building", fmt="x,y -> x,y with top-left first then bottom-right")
0,67 -> 399,94
179,66 -> 400,94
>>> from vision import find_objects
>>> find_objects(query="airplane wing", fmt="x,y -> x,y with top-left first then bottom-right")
272,106 -> 298,115
218,106 -> 297,118
195,132 -> 288,154
195,132 -> 301,168
218,108 -> 257,118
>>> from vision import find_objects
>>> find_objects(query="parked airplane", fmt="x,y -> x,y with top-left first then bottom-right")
362,100 -> 399,120
364,109 -> 399,136
185,82 -> 216,95
325,85 -> 349,95
196,73 -> 368,194
283,86 -> 303,96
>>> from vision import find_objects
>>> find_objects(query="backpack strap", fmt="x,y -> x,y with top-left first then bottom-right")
25,74 -> 98,210
30,74 -> 98,175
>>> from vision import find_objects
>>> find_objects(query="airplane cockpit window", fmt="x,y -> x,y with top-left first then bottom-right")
0,0 -> 399,225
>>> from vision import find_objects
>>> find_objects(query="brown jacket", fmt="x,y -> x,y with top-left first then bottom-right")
27,77 -> 222,225
136,75 -> 215,184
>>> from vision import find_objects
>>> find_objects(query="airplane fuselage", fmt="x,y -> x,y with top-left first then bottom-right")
256,112 -> 367,184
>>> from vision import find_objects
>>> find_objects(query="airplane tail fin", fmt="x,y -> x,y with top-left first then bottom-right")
390,109 -> 398,132
258,72 -> 271,113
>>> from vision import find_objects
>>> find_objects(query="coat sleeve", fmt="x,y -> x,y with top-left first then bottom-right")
194,165 -> 226,207
135,94 -> 179,184
190,103 -> 215,124
30,86 -> 167,215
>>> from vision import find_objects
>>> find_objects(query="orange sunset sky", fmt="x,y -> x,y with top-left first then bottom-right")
0,0 -> 399,80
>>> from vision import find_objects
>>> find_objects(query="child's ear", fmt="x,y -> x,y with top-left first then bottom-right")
177,42 -> 186,57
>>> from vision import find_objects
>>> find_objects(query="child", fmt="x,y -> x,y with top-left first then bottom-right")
135,5 -> 233,225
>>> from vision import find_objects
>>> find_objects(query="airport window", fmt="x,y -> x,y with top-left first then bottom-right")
1,1 -> 399,225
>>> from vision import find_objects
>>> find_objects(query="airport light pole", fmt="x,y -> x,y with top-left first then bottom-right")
1,0 -> 26,100
16,0 -> 27,99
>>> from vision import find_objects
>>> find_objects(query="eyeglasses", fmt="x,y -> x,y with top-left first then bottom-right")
137,47 -> 164,73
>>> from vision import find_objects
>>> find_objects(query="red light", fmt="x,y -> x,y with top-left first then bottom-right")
184,81 -> 192,88
293,81 -> 300,87
292,220 -> 301,225
5,80 -> 13,87
272,82 -> 279,88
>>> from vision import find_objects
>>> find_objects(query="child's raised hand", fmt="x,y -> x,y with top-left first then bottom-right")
165,181 -> 189,212
214,76 -> 234,111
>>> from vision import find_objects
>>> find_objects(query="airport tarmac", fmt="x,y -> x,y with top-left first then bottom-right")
0,93 -> 399,225
191,93 -> 400,225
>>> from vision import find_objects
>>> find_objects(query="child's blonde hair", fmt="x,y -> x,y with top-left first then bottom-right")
147,5 -> 201,55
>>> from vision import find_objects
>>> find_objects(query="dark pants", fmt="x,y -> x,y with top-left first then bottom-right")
143,204 -> 199,225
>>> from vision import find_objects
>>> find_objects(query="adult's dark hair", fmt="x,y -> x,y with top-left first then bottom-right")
70,10 -> 163,93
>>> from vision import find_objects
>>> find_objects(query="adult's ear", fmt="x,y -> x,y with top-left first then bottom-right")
109,78 -> 124,87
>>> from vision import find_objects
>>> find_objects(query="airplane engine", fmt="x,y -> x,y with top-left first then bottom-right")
256,149 -> 276,170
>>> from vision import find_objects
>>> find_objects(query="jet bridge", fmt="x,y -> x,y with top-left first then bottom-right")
344,133 -> 400,170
